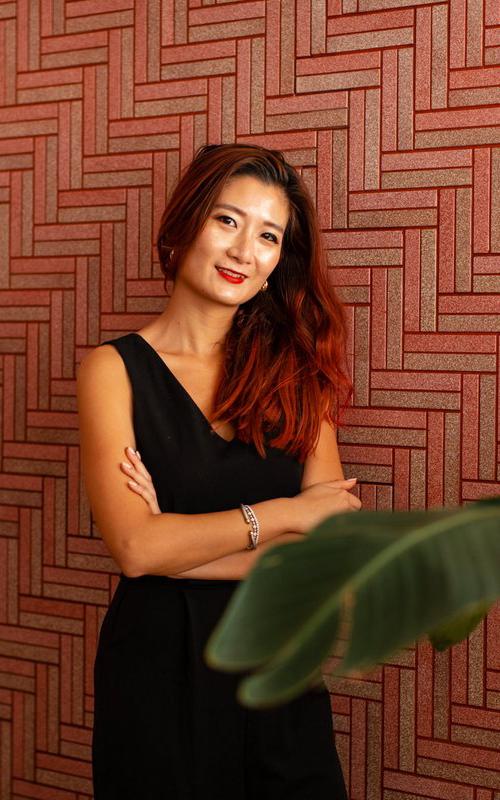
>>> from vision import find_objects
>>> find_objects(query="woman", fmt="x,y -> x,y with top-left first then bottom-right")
77,143 -> 361,799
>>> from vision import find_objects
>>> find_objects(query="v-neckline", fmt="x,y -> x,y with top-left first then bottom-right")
132,332 -> 237,445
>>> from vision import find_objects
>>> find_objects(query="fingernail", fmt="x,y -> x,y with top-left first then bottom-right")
346,477 -> 357,482
127,446 -> 136,455
136,451 -> 141,460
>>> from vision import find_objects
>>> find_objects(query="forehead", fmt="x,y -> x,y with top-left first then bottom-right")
213,177 -> 289,232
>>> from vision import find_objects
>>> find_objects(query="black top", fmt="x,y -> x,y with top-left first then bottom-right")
91,332 -> 348,799
113,332 -> 304,523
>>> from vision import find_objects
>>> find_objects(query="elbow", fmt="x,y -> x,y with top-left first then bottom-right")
120,528 -> 167,578
120,536 -> 144,578
118,519 -> 178,578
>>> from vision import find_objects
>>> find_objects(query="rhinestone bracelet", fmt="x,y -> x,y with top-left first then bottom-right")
240,503 -> 260,550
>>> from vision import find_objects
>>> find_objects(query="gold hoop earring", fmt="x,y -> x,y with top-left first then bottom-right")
261,280 -> 268,292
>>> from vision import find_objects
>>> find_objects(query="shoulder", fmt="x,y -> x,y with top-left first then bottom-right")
76,342 -> 135,476
77,340 -> 132,406
77,336 -> 132,376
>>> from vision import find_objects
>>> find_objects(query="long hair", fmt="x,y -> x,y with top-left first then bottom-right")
155,143 -> 353,462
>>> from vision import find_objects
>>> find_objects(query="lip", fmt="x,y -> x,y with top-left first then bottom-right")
215,265 -> 247,280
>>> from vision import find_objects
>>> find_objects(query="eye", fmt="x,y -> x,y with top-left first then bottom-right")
215,215 -> 279,244
216,215 -> 235,227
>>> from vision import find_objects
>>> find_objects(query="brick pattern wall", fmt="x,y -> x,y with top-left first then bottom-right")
0,1 -> 499,798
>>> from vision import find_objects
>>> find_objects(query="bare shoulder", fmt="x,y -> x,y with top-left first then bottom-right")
78,340 -> 125,379
77,341 -> 132,408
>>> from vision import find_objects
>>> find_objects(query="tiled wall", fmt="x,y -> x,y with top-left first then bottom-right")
1,1 -> 499,798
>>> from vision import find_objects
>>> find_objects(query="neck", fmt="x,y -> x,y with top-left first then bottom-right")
150,286 -> 237,359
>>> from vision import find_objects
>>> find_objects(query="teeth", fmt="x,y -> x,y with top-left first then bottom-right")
217,266 -> 244,278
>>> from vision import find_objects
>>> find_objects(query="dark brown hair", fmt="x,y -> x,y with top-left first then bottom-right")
155,143 -> 352,462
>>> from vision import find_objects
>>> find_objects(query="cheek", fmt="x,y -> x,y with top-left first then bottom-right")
263,257 -> 280,276
198,235 -> 224,261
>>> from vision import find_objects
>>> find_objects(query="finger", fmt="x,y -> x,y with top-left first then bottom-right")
124,470 -> 155,499
120,459 -> 152,486
127,480 -> 159,514
126,478 -> 151,503
125,447 -> 152,480
120,460 -> 140,478
122,466 -> 156,499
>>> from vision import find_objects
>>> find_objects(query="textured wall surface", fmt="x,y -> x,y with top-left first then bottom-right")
1,1 -> 500,798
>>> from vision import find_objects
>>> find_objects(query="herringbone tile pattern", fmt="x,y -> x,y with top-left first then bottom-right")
0,1 -> 499,798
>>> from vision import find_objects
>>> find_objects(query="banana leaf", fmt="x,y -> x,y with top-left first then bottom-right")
204,495 -> 500,709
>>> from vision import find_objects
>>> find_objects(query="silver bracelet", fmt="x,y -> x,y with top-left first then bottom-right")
240,503 -> 260,549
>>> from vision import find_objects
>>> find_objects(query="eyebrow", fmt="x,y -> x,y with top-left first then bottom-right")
212,203 -> 284,235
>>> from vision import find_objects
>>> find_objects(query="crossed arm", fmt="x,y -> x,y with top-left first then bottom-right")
168,530 -> 304,580
151,419 -> 344,581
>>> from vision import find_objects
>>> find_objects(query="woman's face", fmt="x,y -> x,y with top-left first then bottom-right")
174,174 -> 290,308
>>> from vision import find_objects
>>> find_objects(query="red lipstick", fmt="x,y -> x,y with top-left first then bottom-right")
215,265 -> 246,284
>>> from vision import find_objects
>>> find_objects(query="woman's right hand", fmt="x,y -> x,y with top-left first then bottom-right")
291,478 -> 362,534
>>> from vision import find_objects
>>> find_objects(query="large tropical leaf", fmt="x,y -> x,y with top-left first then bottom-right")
204,496 -> 500,709
428,599 -> 494,651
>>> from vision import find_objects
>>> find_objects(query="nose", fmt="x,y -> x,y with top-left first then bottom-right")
227,239 -> 253,266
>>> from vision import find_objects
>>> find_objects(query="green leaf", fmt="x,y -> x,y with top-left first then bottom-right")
471,494 -> 500,506
339,505 -> 500,673
204,502 -> 500,708
428,599 -> 494,650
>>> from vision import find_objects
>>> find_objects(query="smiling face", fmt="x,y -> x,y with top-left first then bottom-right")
173,174 -> 290,308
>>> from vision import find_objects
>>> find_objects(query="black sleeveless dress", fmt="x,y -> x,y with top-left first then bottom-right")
91,332 -> 348,800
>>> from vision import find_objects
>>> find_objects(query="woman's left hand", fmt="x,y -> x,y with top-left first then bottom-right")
120,446 -> 161,515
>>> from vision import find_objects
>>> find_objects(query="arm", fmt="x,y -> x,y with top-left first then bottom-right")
170,531 -> 304,580
119,448 -> 303,580
128,416 -> 346,581
132,496 -> 297,577
77,345 -> 302,579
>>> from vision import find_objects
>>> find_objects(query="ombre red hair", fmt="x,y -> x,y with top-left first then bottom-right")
155,143 -> 353,462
